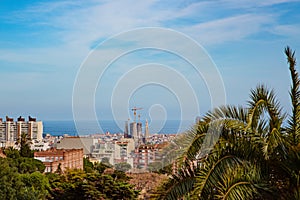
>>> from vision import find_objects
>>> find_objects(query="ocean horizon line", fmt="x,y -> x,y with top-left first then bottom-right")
43,120 -> 196,136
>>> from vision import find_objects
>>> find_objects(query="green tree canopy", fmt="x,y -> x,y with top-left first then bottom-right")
114,162 -> 132,172
47,169 -> 139,200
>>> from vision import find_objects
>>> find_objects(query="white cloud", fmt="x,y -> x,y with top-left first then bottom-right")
271,24 -> 300,38
5,0 -> 298,49
180,14 -> 275,45
218,0 -> 300,8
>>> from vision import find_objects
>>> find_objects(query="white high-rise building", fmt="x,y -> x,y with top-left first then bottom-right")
0,116 -> 43,147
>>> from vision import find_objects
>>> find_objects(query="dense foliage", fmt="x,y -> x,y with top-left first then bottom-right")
156,47 -> 300,199
46,169 -> 138,200
46,159 -> 139,200
0,149 -> 139,200
114,162 -> 132,172
148,162 -> 172,174
0,155 -> 48,200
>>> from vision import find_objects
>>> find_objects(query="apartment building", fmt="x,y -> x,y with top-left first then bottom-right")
0,116 -> 43,147
133,143 -> 168,169
91,138 -> 135,166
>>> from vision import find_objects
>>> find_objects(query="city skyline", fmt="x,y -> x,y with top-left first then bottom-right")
1,0 -> 300,121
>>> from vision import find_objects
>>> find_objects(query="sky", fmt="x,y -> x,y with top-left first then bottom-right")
1,0 -> 300,122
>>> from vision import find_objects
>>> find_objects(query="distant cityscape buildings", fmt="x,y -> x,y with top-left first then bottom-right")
0,116 -> 43,148
49,113 -> 176,171
126,110 -> 150,146
0,112 -> 179,172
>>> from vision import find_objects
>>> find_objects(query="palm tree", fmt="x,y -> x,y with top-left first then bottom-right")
158,46 -> 300,199
282,46 -> 300,199
17,132 -> 32,157
286,46 -> 300,146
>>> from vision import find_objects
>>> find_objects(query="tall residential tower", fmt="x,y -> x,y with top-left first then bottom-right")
0,116 -> 43,147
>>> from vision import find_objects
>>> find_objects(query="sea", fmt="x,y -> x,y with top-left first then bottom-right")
43,120 -> 195,136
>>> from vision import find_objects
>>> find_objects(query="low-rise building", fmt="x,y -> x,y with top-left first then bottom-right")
34,148 -> 83,173
56,136 -> 96,156
31,140 -> 51,151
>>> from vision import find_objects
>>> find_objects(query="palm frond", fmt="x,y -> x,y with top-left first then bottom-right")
215,162 -> 273,200
247,85 -> 285,133
192,154 -> 242,198
285,46 -> 300,146
203,105 -> 248,123
158,164 -> 196,200
262,127 -> 287,160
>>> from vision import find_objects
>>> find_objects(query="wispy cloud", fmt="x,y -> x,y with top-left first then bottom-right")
1,0 -> 298,74
217,0 -> 300,8
6,0 -> 298,49
181,13 -> 275,45
271,24 -> 300,38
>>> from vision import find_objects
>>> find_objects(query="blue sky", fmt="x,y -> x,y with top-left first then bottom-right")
1,0 -> 300,122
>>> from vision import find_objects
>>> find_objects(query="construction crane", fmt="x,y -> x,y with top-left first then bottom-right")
131,107 -> 143,122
